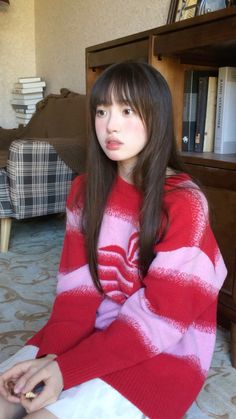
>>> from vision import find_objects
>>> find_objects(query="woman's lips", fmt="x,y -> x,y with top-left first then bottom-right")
105,138 -> 123,150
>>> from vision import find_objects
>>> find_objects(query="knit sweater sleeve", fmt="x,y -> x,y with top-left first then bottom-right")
27,175 -> 103,353
55,186 -> 227,390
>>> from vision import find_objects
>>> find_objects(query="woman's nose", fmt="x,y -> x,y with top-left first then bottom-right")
107,111 -> 120,132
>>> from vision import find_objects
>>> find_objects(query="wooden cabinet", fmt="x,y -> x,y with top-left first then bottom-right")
86,7 -> 236,365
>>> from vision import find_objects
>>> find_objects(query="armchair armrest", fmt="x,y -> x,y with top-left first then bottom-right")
7,139 -> 76,220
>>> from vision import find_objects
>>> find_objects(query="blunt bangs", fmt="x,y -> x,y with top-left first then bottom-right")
90,62 -> 150,121
89,61 -> 174,155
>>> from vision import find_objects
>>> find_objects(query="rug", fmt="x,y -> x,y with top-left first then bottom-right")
0,216 -> 236,418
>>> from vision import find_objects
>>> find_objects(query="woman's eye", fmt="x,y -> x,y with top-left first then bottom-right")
96,109 -> 107,117
123,108 -> 133,116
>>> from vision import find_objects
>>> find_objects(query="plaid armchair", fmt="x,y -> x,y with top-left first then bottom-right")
0,139 -> 78,252
0,89 -> 87,252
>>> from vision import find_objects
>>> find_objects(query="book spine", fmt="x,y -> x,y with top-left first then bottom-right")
18,77 -> 41,83
12,93 -> 43,99
15,112 -> 33,119
11,98 -> 42,105
12,104 -> 36,110
214,68 -> 226,153
14,81 -> 46,89
203,76 -> 217,152
214,67 -> 236,154
182,70 -> 198,152
12,87 -> 43,94
194,76 -> 209,152
14,108 -> 35,114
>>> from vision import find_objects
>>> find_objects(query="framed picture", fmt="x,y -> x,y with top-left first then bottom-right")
167,0 -> 198,23
167,0 -> 228,24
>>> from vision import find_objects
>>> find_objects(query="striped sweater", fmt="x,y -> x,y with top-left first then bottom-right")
27,173 -> 227,419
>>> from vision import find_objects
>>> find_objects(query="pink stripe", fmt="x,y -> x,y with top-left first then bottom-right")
98,213 -> 138,249
165,325 -> 216,371
120,289 -> 183,353
66,206 -> 137,236
119,289 -> 216,371
149,247 -> 226,292
57,265 -> 95,294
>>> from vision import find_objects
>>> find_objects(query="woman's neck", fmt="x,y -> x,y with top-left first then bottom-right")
118,161 -> 135,184
118,164 -> 177,184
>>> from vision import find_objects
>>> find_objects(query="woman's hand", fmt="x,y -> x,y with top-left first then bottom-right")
20,359 -> 64,413
0,355 -> 63,413
0,355 -> 55,402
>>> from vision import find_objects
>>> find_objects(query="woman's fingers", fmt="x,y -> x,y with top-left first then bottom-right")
0,378 -> 11,399
20,361 -> 63,413
5,358 -> 53,395
0,359 -> 43,400
13,366 -> 38,394
0,366 -> 27,401
20,366 -> 46,398
21,385 -> 53,413
0,378 -> 22,403
0,359 -> 63,413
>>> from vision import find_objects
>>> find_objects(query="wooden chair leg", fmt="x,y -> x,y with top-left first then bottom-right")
1,217 -> 12,252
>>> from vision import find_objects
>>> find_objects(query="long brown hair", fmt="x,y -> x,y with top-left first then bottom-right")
83,61 -> 184,293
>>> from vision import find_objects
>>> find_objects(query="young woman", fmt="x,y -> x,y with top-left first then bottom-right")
0,61 -> 227,419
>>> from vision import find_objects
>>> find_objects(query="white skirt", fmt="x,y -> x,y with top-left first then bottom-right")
0,346 -> 147,419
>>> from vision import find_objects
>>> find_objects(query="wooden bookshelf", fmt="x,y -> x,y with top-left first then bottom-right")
86,7 -> 236,366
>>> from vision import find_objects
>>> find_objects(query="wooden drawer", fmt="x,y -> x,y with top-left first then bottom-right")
183,163 -> 236,191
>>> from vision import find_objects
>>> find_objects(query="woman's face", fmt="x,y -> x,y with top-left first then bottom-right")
95,96 -> 147,177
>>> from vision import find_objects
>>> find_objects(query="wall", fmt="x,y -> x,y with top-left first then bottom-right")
34,0 -> 169,94
0,0 -> 36,128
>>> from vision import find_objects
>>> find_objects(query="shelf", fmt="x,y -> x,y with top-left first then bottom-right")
154,7 -> 236,66
87,39 -> 149,69
179,152 -> 236,170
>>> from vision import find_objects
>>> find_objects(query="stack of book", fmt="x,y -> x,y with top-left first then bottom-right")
11,77 -> 46,126
181,66 -> 236,154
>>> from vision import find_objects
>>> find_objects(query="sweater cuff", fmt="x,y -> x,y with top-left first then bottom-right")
0,345 -> 39,374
